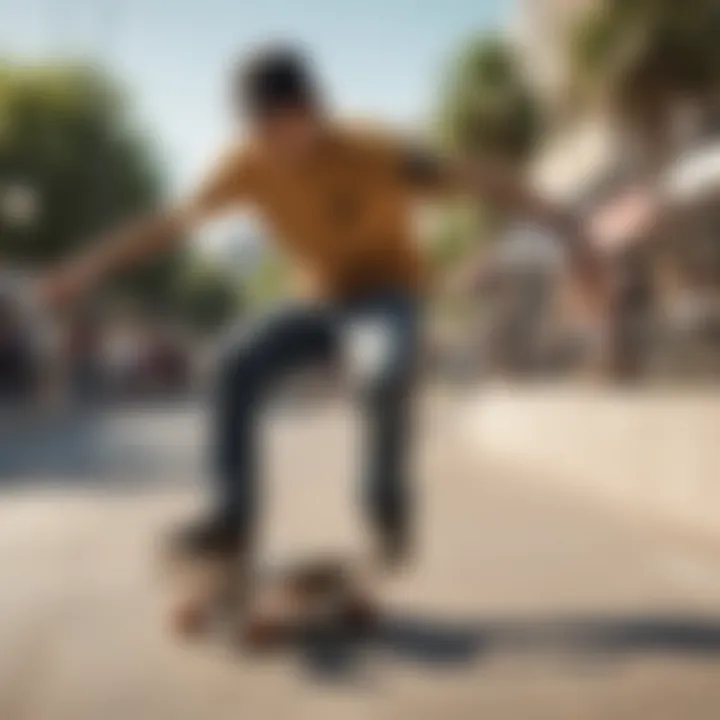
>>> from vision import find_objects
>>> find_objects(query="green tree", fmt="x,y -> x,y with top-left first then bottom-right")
438,35 -> 540,164
433,35 -> 540,277
0,62 -> 177,303
570,0 -> 720,150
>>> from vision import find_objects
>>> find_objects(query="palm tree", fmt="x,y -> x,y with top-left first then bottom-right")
570,0 -> 720,160
568,0 -> 720,378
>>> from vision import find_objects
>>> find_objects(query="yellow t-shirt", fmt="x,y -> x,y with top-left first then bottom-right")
187,125 -> 451,301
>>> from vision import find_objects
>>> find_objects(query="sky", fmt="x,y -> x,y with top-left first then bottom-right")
0,0 -> 510,198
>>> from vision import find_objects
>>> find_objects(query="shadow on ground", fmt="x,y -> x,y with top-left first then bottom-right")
277,613 -> 720,680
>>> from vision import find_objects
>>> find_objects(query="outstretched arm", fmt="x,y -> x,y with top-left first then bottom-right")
38,143 -> 252,308
446,158 -> 594,267
413,153 -> 606,307
38,209 -> 190,307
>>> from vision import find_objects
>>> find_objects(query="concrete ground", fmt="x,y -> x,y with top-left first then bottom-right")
2,392 -> 720,719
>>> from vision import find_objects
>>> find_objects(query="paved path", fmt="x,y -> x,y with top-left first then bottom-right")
2,394 -> 720,719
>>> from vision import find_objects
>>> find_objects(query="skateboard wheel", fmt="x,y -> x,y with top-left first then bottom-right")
343,597 -> 378,632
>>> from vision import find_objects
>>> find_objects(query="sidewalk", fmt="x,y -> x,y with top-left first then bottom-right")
2,397 -> 720,719
465,382 -> 720,542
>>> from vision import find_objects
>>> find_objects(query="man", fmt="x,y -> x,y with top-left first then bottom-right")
40,46 -> 601,574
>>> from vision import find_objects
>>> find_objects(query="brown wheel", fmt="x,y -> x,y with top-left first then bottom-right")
240,615 -> 288,651
342,594 -> 379,633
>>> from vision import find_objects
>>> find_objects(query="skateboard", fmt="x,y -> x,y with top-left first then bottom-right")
164,552 -> 380,651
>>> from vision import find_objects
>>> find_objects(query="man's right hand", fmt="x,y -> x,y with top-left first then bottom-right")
35,210 -> 187,311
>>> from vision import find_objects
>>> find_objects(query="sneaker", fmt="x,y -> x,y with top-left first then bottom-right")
163,515 -> 252,632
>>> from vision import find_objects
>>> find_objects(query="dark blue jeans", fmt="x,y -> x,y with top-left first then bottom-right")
212,291 -> 421,547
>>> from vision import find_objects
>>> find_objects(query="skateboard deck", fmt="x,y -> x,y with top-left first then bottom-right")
165,554 -> 379,650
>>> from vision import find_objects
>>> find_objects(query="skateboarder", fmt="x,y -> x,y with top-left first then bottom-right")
39,45 -> 604,578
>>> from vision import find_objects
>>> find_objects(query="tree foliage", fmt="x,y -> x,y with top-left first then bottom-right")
0,62 -> 179,303
433,35 -> 540,271
438,35 -> 540,163
571,0 -> 720,134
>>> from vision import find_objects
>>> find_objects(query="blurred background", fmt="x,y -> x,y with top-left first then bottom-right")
1,1 -> 720,719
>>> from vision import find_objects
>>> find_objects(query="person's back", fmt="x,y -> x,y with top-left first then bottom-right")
190,118 -> 442,302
